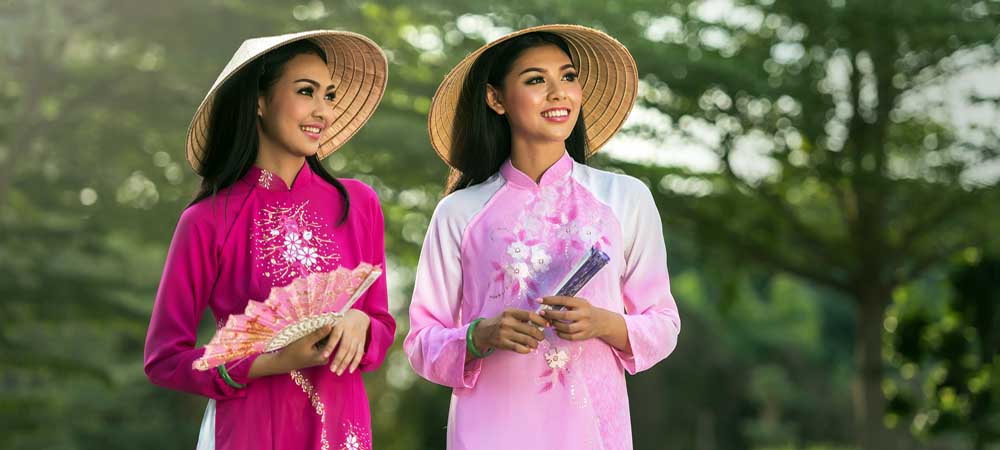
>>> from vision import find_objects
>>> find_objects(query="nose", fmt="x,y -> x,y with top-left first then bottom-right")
311,96 -> 333,125
548,79 -> 566,101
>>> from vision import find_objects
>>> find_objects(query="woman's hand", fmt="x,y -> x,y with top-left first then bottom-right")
472,308 -> 548,356
248,324 -> 338,378
539,296 -> 630,352
327,309 -> 371,375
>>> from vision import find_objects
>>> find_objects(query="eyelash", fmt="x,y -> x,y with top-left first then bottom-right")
298,87 -> 336,102
526,72 -> 578,85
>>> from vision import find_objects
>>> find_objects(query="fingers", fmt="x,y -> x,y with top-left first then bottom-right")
539,308 -> 582,322
347,340 -> 365,373
330,337 -> 352,375
550,320 -> 584,334
540,296 -> 583,309
505,308 -> 549,328
510,322 -> 545,343
320,325 -> 343,360
501,334 -> 535,354
333,338 -> 365,375
503,328 -> 541,351
556,331 -> 588,341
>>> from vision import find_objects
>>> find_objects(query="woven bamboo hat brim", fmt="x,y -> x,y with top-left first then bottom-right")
186,30 -> 388,174
427,24 -> 638,167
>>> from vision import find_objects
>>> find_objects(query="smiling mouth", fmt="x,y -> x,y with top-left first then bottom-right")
301,125 -> 323,134
541,109 -> 569,118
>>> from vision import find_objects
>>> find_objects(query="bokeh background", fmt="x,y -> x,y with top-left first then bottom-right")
1,1 -> 998,449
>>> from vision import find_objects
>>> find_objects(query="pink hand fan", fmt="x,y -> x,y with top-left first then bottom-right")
193,263 -> 383,371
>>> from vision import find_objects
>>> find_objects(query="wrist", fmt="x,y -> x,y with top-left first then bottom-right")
595,308 -> 616,339
467,318 -> 494,359
249,352 -> 284,378
472,318 -> 492,352
349,309 -> 371,330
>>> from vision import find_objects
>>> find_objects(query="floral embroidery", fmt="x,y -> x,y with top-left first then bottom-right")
507,241 -> 530,260
254,200 -> 340,284
343,432 -> 361,450
488,180 -> 609,303
340,421 -> 370,450
537,343 -> 574,394
258,169 -> 274,189
530,247 -> 551,272
545,347 -> 569,369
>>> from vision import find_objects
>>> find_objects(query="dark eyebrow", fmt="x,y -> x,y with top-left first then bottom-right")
517,63 -> 576,76
294,78 -> 336,90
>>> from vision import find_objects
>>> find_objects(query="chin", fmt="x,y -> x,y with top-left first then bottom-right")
291,145 -> 321,158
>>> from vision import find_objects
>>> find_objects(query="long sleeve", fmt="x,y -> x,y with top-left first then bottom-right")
612,179 -> 681,374
143,207 -> 259,400
358,190 -> 396,372
404,200 -> 483,389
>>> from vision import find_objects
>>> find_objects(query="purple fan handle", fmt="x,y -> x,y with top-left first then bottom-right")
543,246 -> 610,313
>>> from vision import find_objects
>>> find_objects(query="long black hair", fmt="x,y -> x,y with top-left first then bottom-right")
446,32 -> 590,194
190,40 -> 350,223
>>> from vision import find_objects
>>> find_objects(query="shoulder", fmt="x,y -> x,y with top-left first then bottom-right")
175,197 -> 223,244
433,174 -> 505,223
572,162 -> 653,201
336,178 -> 380,204
337,177 -> 377,198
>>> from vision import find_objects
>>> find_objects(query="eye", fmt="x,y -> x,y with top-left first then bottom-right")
526,76 -> 545,85
297,87 -> 314,96
562,72 -> 578,82
324,91 -> 336,102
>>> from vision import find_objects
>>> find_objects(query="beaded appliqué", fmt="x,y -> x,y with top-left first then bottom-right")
291,370 -> 330,450
258,169 -> 275,190
254,200 -> 340,285
340,421 -> 370,450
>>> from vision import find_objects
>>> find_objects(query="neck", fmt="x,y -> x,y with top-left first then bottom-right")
509,138 -> 566,183
256,139 -> 307,189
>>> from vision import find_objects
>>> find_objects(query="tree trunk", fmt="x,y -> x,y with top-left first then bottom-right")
853,284 -> 892,450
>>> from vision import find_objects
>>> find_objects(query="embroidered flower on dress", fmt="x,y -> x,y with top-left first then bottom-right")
297,247 -> 318,267
507,241 -> 529,260
254,200 -> 340,283
343,433 -> 361,450
578,225 -> 599,245
530,247 -> 551,272
545,348 -> 570,369
284,232 -> 303,251
504,261 -> 531,280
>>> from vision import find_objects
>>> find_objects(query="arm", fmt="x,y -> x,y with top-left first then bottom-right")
356,191 -> 396,372
143,208 -> 260,399
403,202 -> 483,389
611,180 -> 681,374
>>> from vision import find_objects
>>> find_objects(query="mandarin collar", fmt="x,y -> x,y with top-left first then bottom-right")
242,161 -> 314,193
499,151 -> 573,190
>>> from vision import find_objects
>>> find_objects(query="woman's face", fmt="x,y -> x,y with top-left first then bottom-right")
487,44 -> 583,147
257,53 -> 336,159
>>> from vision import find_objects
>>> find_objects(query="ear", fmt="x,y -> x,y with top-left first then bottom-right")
257,95 -> 266,117
485,84 -> 505,115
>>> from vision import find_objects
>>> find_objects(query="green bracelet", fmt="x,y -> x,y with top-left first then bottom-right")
466,318 -> 494,359
217,364 -> 245,389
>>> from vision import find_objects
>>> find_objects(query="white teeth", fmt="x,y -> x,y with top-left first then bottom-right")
301,126 -> 322,133
542,110 -> 569,118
